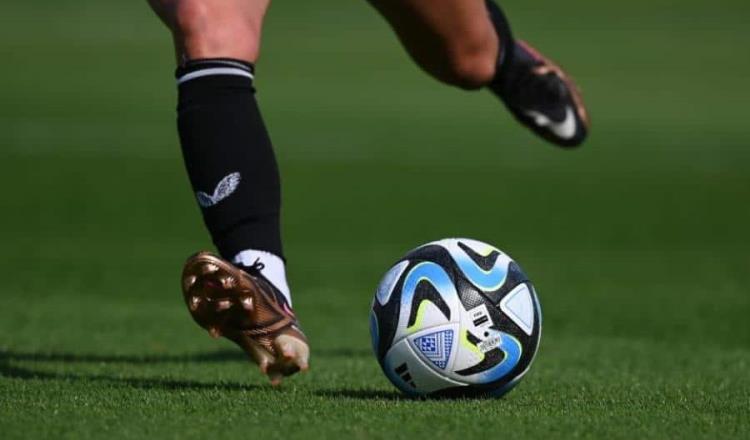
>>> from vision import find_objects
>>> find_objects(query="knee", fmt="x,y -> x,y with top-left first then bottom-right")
442,35 -> 498,90
172,0 -> 211,37
165,0 -> 263,62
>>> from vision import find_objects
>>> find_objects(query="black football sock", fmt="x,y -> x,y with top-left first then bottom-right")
176,59 -> 283,260
485,0 -> 527,96
485,0 -> 515,75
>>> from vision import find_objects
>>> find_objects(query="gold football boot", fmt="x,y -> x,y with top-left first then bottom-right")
181,251 -> 309,385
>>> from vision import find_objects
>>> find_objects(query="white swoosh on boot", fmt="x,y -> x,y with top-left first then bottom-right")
524,106 -> 577,140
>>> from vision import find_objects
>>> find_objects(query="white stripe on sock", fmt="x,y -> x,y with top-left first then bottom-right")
177,67 -> 254,85
185,59 -> 251,71
233,249 -> 291,305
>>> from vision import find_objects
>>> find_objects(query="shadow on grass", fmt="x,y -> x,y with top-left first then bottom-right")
0,360 -> 259,391
315,388 -> 498,402
0,346 -> 370,365
0,349 -> 246,365
0,349 -> 260,391
315,389 -> 404,401
0,346 -> 372,392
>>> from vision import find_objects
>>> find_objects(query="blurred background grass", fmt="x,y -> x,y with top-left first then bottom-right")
0,0 -> 748,438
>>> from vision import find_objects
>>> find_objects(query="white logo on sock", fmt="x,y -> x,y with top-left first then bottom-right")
196,172 -> 241,208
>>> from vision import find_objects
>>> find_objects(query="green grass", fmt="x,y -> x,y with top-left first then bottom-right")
1,0 -> 749,438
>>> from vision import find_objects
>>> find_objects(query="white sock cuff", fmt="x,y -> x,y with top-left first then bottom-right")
233,249 -> 291,305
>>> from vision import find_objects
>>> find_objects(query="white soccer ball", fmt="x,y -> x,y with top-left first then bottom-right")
369,238 -> 541,397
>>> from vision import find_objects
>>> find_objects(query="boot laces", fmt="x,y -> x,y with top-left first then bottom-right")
242,258 -> 265,276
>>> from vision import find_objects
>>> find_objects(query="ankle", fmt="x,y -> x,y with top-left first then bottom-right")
233,249 -> 292,305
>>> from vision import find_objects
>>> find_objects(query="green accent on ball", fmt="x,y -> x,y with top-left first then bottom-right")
460,329 -> 484,360
406,299 -> 432,333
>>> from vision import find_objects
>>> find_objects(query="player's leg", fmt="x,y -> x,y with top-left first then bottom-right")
148,0 -> 267,62
368,0 -> 590,147
147,0 -> 308,384
367,0 -> 499,90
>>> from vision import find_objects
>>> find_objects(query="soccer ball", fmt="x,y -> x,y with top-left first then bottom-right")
369,238 -> 541,397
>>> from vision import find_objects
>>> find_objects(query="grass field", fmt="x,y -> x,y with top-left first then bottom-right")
1,0 -> 749,438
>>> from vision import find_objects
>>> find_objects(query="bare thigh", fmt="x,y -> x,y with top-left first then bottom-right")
368,0 -> 498,89
147,0 -> 270,64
